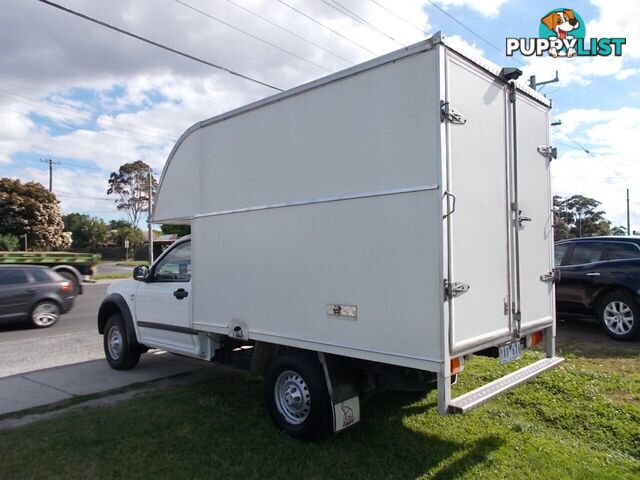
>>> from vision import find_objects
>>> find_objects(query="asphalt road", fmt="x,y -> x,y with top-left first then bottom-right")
0,284 -> 108,378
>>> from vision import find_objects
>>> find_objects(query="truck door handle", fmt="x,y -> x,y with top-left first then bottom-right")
586,272 -> 600,277
173,288 -> 189,299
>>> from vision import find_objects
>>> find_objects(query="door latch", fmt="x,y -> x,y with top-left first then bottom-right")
540,269 -> 560,283
440,101 -> 466,124
537,145 -> 557,160
518,211 -> 532,226
444,280 -> 470,300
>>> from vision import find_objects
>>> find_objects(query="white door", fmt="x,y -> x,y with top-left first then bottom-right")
445,53 -> 512,354
514,94 -> 554,331
135,240 -> 196,353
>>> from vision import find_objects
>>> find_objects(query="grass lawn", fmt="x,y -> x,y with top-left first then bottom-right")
0,322 -> 638,479
90,273 -> 131,280
115,261 -> 149,267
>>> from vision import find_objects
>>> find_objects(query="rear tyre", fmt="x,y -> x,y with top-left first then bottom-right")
104,313 -> 141,370
57,271 -> 79,297
30,301 -> 60,328
265,352 -> 332,440
598,292 -> 640,341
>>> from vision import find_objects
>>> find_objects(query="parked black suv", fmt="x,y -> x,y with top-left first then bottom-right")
0,265 -> 75,328
555,236 -> 640,340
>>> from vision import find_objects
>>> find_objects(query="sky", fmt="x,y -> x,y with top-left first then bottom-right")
0,0 -> 638,231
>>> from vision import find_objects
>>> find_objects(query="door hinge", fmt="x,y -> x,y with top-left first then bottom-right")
444,280 -> 470,300
440,101 -> 466,124
537,145 -> 557,160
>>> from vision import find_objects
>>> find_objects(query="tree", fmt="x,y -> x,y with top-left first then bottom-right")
553,194 -> 615,239
0,178 -> 71,249
160,224 -> 191,237
107,160 -> 157,227
109,220 -> 144,247
0,233 -> 20,251
63,213 -> 109,248
610,226 -> 627,236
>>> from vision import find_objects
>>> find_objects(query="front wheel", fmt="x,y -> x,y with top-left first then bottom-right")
104,313 -> 141,369
598,292 -> 640,341
265,352 -> 332,440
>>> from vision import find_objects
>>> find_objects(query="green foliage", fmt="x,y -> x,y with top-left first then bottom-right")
108,220 -> 144,247
553,194 -> 625,239
0,233 -> 20,251
63,213 -> 109,248
107,160 -> 157,227
160,224 -> 191,237
0,178 -> 71,249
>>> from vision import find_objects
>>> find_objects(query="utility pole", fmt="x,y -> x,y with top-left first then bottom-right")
627,188 -> 631,236
40,158 -> 60,192
148,172 -> 154,264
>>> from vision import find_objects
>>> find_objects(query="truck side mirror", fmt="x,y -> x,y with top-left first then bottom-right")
133,265 -> 149,282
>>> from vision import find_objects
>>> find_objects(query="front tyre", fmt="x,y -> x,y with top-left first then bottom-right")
31,301 -> 60,328
265,352 -> 332,440
104,313 -> 141,370
598,292 -> 640,341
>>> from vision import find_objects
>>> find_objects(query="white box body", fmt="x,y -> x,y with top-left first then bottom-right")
153,33 -> 553,374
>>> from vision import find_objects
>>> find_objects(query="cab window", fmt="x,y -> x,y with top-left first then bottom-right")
554,243 -> 571,266
606,242 -> 640,260
152,241 -> 191,282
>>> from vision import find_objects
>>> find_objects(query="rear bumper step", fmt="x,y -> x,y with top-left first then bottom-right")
449,356 -> 564,413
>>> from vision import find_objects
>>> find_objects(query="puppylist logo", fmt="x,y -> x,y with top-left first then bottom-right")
506,8 -> 626,58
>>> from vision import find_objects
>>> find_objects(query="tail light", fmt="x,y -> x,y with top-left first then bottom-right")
60,281 -> 73,293
526,330 -> 544,348
450,356 -> 464,375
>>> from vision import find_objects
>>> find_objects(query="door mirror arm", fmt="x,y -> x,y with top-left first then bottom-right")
133,265 -> 150,282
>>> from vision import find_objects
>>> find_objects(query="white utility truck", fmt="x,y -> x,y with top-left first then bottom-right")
98,33 -> 563,439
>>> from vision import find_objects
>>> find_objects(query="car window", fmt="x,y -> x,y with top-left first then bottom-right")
606,242 -> 640,260
0,269 -> 30,286
153,241 -> 191,282
554,243 -> 571,266
566,242 -> 606,265
30,269 -> 54,282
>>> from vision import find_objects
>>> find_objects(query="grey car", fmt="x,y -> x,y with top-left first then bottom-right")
0,265 -> 75,328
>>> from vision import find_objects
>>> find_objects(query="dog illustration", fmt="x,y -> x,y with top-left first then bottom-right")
541,9 -> 580,57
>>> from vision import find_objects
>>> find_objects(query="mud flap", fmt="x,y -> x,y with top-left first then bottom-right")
318,352 -> 360,432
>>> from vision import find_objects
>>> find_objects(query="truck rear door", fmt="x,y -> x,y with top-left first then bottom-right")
444,52 -> 512,355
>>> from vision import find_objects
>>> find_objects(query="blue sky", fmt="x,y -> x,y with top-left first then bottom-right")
1,0 -> 638,230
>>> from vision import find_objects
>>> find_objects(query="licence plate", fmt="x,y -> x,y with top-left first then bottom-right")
499,341 -> 522,365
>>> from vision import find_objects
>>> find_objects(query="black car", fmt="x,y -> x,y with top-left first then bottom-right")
554,236 -> 640,340
0,265 -> 75,328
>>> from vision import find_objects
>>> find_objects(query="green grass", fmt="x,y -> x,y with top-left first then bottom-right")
91,273 -> 131,280
0,345 -> 638,479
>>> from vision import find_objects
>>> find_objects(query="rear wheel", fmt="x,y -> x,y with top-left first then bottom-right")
30,301 -> 60,328
598,292 -> 640,341
104,313 -> 141,369
265,352 -> 332,440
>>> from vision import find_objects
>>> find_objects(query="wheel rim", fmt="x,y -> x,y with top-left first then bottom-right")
107,325 -> 124,360
603,300 -> 635,335
274,370 -> 311,425
32,303 -> 59,326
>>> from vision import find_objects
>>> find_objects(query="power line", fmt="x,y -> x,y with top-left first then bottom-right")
173,0 -> 333,73
368,0 -> 429,37
55,191 -> 113,201
36,0 -> 283,92
224,0 -> 355,65
426,0 -> 525,67
276,0 -> 377,55
320,0 -> 405,47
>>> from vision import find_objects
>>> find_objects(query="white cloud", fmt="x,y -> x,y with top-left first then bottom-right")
551,107 -> 640,232
433,0 -> 508,17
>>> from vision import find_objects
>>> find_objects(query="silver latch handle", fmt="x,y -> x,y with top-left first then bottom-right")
540,269 -> 560,282
518,211 -> 532,226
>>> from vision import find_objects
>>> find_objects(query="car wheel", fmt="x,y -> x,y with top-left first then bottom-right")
104,313 -> 141,370
30,301 -> 61,328
265,352 -> 332,440
598,292 -> 640,341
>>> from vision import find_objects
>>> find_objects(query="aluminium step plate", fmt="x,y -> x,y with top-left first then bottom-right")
449,356 -> 564,413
